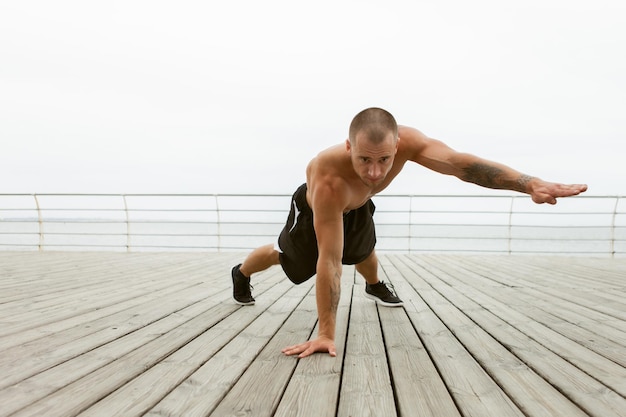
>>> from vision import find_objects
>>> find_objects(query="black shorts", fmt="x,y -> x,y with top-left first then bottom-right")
277,183 -> 377,284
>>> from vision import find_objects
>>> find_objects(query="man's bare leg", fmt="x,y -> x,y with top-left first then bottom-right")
239,243 -> 280,278
357,249 -> 403,307
355,250 -> 380,285
233,243 -> 280,305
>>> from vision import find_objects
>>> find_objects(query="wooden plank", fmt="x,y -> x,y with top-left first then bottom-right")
460,255 -> 626,315
388,255 -> 589,417
272,267 -> 354,417
0,283 -> 210,390
411,254 -> 626,417
0,278 -> 205,351
384,256 -> 526,417
79,268 -> 304,417
506,256 -> 626,288
422,255 -> 626,395
1,252 -> 625,417
0,255 -> 276,414
0,254 -> 237,389
8,274 -> 288,417
377,258 -> 462,417
197,285 -> 318,417
336,288 -> 397,417
502,288 -> 626,366
0,294 -> 218,416
452,256 -> 626,335
0,253 -> 227,336
0,252 -> 169,302
144,270 -> 314,417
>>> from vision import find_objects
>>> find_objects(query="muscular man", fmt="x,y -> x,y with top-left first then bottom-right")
231,107 -> 587,358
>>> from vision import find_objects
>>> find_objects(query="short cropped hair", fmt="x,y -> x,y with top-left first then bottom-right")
349,107 -> 398,145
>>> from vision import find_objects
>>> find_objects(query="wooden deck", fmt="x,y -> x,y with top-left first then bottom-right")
0,252 -> 624,417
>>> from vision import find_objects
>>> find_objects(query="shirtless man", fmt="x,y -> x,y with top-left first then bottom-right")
231,107 -> 587,358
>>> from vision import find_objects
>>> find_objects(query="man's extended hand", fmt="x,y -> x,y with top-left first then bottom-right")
282,336 -> 336,358
530,180 -> 587,205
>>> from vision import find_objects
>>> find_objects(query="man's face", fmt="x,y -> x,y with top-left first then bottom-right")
347,131 -> 398,187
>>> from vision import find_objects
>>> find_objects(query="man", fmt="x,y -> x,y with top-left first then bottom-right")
231,107 -> 587,358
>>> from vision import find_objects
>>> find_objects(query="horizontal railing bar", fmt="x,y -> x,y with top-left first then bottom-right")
10,231 -> 619,242
1,223 -> 623,230
2,193 -> 623,198
0,223 -> 623,229
27,208 -> 289,213
8,223 -> 626,232
388,236 -> 620,242
0,194 -> 623,255
5,217 -> 621,225
382,249 -> 613,254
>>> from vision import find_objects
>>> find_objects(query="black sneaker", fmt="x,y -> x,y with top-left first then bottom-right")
365,281 -> 404,307
232,264 -> 255,306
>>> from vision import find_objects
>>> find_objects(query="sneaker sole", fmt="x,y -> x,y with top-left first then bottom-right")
365,292 -> 404,307
233,297 -> 255,306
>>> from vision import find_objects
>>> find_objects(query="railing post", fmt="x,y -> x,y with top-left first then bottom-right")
507,196 -> 515,255
408,195 -> 413,254
214,194 -> 221,253
33,194 -> 43,251
610,196 -> 619,258
123,195 -> 130,252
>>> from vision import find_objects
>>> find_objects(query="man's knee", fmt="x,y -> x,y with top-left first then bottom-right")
354,249 -> 377,267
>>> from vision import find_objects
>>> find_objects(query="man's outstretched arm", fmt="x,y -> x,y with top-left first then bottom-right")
460,160 -> 587,204
402,126 -> 588,204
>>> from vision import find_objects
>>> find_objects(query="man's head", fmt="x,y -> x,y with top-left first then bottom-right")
348,107 -> 398,145
346,107 -> 399,187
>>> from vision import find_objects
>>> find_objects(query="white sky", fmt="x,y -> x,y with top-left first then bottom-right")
1,0 -> 624,196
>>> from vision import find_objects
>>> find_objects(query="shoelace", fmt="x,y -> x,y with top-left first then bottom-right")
381,280 -> 398,296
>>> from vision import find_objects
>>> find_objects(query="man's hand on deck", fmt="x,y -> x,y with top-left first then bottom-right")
282,336 -> 336,358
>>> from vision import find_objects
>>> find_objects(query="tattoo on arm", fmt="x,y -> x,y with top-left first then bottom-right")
462,163 -> 534,193
330,271 -> 341,316
517,174 -> 534,191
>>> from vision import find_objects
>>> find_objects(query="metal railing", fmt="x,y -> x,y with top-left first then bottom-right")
0,193 -> 624,257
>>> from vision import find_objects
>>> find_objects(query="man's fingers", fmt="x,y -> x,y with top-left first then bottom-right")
283,339 -> 337,358
533,183 -> 587,205
556,183 -> 587,197
298,347 -> 315,359
282,343 -> 307,356
298,346 -> 336,358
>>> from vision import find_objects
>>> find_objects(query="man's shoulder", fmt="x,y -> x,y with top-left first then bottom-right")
308,174 -> 353,210
398,125 -> 431,159
398,125 -> 428,144
309,175 -> 350,199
